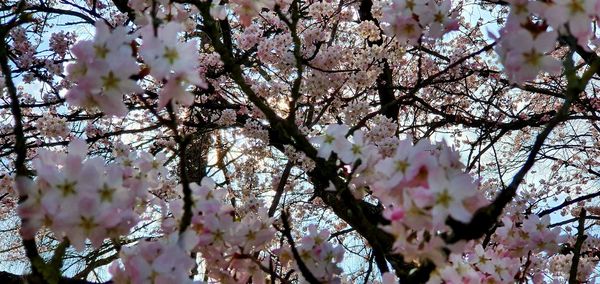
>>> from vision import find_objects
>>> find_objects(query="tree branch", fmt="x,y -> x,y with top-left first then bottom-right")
568,209 -> 587,284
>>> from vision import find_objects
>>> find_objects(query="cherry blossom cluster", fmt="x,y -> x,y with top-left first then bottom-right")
426,207 -> 567,282
16,139 -> 166,250
0,175 -> 16,215
49,31 -> 76,59
357,20 -> 381,42
237,23 -> 263,51
278,225 -> 345,283
373,143 -> 481,263
549,253 -> 599,282
199,52 -> 223,73
427,214 -> 566,283
128,0 -> 194,28
428,245 -> 523,283
528,0 -> 599,47
109,234 -> 197,284
312,124 -> 487,264
494,18 -> 561,84
65,21 -> 142,116
493,214 -> 563,255
65,20 -> 208,115
167,178 -> 275,282
381,0 -> 459,45
139,22 -> 207,109
34,113 -> 69,140
496,0 -> 600,83
10,27 -> 36,69
5,0 -> 600,282
257,32 -> 294,66
284,145 -> 317,172
307,1 -> 342,21
213,108 -> 237,126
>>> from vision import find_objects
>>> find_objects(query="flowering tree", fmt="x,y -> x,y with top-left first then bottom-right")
0,0 -> 599,283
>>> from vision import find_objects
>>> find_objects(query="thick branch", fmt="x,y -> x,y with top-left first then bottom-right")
0,17 -> 45,278
568,209 -> 587,284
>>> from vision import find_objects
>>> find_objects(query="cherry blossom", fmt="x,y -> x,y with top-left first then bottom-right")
140,21 -> 207,108
495,22 -> 561,84
16,139 -> 161,250
3,0 -> 600,283
65,21 -> 142,116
